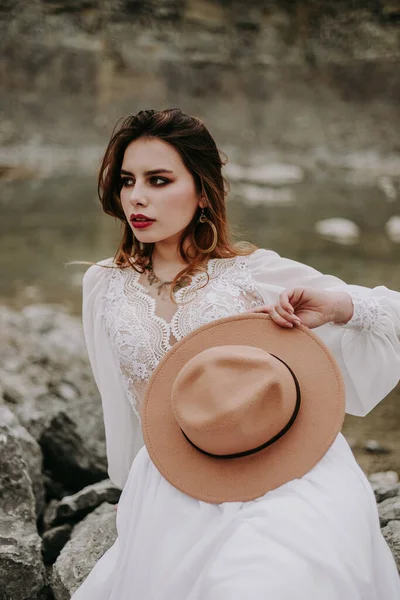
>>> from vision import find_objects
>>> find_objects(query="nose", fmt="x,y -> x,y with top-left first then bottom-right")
128,181 -> 148,207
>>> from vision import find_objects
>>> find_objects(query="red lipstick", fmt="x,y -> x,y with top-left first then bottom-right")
130,213 -> 155,229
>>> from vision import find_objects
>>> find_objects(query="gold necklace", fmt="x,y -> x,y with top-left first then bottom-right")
145,262 -> 190,296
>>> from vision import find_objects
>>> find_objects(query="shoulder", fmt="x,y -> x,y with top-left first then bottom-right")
247,248 -> 281,272
82,258 -> 116,294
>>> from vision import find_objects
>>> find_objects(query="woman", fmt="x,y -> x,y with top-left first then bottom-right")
71,108 -> 400,598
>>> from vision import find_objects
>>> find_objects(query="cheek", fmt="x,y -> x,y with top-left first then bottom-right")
164,181 -> 198,215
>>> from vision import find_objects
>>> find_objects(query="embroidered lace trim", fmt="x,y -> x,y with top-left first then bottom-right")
102,255 -> 265,417
341,294 -> 384,333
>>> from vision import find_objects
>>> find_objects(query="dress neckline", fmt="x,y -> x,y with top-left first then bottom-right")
127,257 -> 219,333
133,258 -> 217,300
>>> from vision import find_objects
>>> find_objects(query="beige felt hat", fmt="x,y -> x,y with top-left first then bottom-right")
141,313 -> 345,503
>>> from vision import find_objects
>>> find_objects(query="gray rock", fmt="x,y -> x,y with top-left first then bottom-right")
43,499 -> 62,532
0,405 -> 45,518
369,472 -> 400,503
378,496 -> 400,527
40,410 -> 108,491
372,483 -> 400,504
42,524 -> 73,565
43,471 -> 71,502
53,479 -> 120,525
43,479 -> 120,530
52,502 -> 117,599
381,520 -> 400,573
369,471 -> 399,487
0,0 -> 399,167
0,305 -> 107,493
0,425 -> 46,599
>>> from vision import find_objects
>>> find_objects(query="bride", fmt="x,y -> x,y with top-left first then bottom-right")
71,108 -> 400,599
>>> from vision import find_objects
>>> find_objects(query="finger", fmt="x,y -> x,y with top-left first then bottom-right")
275,305 -> 301,326
275,303 -> 296,322
269,308 -> 293,328
246,305 -> 272,314
287,288 -> 305,305
279,290 -> 294,313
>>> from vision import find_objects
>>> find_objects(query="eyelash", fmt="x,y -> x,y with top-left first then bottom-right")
120,176 -> 170,188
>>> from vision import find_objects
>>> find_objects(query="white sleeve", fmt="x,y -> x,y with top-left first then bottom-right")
249,248 -> 400,417
82,261 -> 143,490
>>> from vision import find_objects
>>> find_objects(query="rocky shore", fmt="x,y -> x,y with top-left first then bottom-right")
0,303 -> 399,599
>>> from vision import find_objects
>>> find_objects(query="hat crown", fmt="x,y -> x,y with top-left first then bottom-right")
171,345 -> 298,457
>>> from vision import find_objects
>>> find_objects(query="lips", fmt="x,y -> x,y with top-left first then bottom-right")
130,214 -> 155,223
132,221 -> 154,229
130,214 -> 155,229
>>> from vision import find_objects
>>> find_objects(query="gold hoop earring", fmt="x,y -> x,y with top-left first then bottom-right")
192,208 -> 218,254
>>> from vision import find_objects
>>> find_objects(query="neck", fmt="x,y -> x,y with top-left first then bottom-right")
151,238 -> 189,268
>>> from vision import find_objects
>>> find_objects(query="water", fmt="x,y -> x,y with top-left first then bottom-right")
1,173 -> 400,474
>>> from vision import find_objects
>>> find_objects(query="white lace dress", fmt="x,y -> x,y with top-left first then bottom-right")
71,248 -> 400,600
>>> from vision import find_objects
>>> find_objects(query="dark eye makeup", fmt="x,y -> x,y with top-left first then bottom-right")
120,176 -> 170,187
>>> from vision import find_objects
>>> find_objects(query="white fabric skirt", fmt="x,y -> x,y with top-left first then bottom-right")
71,434 -> 400,599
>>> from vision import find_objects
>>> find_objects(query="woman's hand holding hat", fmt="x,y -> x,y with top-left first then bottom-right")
247,288 -> 354,329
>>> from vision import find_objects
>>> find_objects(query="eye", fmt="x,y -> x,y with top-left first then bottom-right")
120,177 -> 134,187
150,176 -> 169,186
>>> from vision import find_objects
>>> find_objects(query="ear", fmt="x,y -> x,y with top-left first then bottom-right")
198,195 -> 206,209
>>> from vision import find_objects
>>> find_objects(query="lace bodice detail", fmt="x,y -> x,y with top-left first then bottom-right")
103,256 -> 265,418
101,251 -> 389,421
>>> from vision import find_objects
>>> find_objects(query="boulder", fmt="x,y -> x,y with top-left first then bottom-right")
0,404 -> 45,518
369,471 -> 399,487
44,479 -> 121,529
369,471 -> 400,504
0,305 -> 107,495
378,496 -> 400,527
42,524 -> 73,565
381,520 -> 400,573
372,483 -> 400,504
52,502 -> 117,599
0,425 -> 46,599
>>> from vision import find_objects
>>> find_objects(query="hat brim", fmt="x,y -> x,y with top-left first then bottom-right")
141,314 -> 345,503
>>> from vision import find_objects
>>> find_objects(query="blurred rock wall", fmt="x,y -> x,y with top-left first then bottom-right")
0,0 -> 399,173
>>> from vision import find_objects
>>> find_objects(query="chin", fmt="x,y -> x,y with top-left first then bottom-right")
133,228 -> 185,246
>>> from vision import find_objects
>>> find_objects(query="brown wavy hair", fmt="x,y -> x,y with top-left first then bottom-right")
98,108 -> 257,297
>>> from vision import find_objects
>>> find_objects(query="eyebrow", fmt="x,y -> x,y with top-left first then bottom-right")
120,168 -> 174,176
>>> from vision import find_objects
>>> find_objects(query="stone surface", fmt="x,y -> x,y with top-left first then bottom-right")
52,502 -> 117,599
369,471 -> 399,487
0,0 -> 400,175
43,499 -> 62,532
369,470 -> 400,504
0,425 -> 46,600
45,479 -> 121,528
381,520 -> 400,573
0,304 -> 108,494
378,496 -> 400,527
372,483 -> 400,504
0,404 -> 45,518
42,524 -> 73,565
